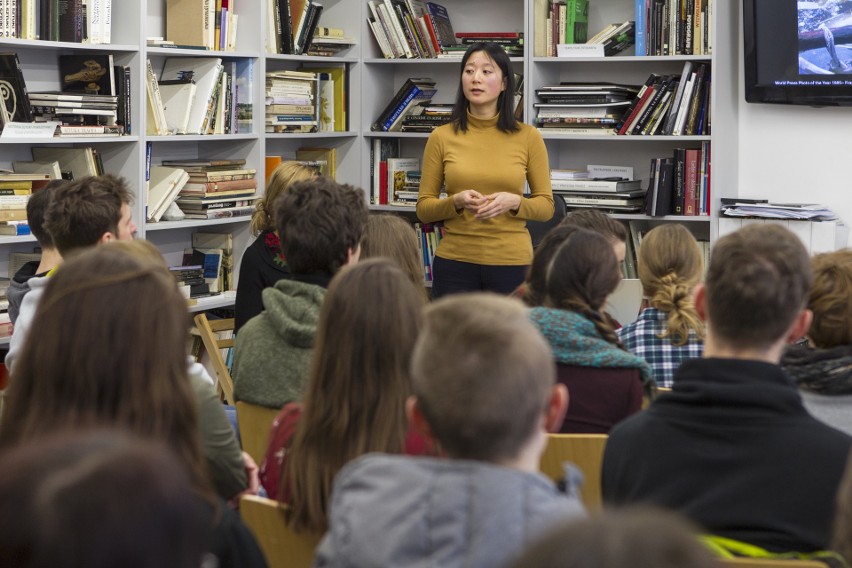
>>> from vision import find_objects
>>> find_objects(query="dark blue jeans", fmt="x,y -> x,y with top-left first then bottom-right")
431,256 -> 528,299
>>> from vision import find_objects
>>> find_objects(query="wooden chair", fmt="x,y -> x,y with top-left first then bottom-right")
719,559 -> 830,568
193,313 -> 236,405
236,401 -> 280,465
539,433 -> 607,513
241,495 -> 323,568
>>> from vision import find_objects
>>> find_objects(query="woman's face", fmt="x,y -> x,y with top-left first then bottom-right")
461,51 -> 506,114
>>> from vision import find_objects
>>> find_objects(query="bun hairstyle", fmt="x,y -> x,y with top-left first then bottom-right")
637,224 -> 705,346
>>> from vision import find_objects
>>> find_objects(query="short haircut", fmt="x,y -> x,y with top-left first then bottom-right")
411,294 -> 555,462
563,209 -> 628,244
705,224 -> 812,350
807,249 -> 852,349
43,174 -> 132,256
27,180 -> 66,249
0,430 -> 209,568
273,177 -> 368,275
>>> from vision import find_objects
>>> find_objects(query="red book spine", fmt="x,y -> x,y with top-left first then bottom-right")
454,32 -> 521,38
379,161 -> 389,204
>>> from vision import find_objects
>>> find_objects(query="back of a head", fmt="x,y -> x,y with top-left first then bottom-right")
0,241 -> 206,490
563,209 -> 628,245
508,508 -> 721,568
522,224 -> 585,307
361,214 -> 425,291
637,224 -> 705,345
274,177 -> 368,275
251,161 -> 317,235
705,224 -> 812,350
43,174 -> 131,256
545,228 -> 621,313
807,249 -> 852,349
0,430 -> 209,568
26,180 -> 66,249
411,294 -> 554,462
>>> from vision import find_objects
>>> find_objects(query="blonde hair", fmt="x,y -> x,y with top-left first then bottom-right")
637,224 -> 705,346
808,250 -> 852,349
362,214 -> 427,299
250,161 -> 316,235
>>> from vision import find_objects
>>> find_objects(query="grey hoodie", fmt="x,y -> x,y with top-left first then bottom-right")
314,454 -> 587,568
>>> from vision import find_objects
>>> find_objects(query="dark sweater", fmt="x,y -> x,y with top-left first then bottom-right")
602,357 -> 852,553
556,363 -> 644,433
234,231 -> 289,332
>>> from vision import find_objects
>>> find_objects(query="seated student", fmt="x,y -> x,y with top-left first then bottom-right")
259,259 -> 430,529
314,294 -> 586,567
0,430 -> 210,568
507,507 -> 721,568
7,180 -> 64,324
617,224 -> 705,387
602,224 -> 852,554
782,249 -> 852,436
0,241 -> 267,568
232,177 -> 368,409
235,161 -> 317,332
526,225 -> 652,433
361,213 -> 428,299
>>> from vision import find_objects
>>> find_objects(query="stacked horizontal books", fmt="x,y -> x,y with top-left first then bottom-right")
387,157 -> 420,206
586,21 -> 635,56
169,159 -> 258,220
265,70 -> 319,133
367,0 -> 460,59
643,142 -> 710,217
535,83 -> 639,135
400,103 -> 452,132
616,62 -> 710,136
414,222 -> 445,283
449,32 -> 523,57
551,168 -> 646,213
308,27 -> 356,56
170,265 -> 211,299
0,173 -> 53,235
372,77 -> 437,132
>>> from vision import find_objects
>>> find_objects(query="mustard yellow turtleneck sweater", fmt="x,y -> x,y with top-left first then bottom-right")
416,113 -> 553,266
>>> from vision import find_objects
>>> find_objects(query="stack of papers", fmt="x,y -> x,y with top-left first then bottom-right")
721,202 -> 838,221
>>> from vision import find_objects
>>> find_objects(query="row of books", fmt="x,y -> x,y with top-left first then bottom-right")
0,0 -> 113,43
169,231 -> 236,298
415,222 -> 444,282
643,142 -> 711,217
267,0 -> 352,55
146,57 -> 253,136
533,0 -> 588,56
634,0 -> 711,56
367,0 -> 459,59
620,220 -> 710,279
165,0 -> 238,51
371,77 -> 437,132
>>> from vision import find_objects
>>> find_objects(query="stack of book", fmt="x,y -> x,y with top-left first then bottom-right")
265,70 -> 319,133
414,222 -> 445,282
2,0 -> 113,42
551,166 -> 646,213
387,157 -> 420,206
170,264 -> 211,299
0,173 -> 52,235
367,0 -> 458,59
451,32 -> 523,57
308,27 -> 356,56
535,83 -> 638,135
586,21 -> 635,56
400,103 -> 453,132
267,0 -> 327,55
371,77 -> 437,132
170,159 -> 258,220
184,231 -> 234,294
643,142 -> 710,217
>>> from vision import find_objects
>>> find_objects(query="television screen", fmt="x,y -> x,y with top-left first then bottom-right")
744,0 -> 852,105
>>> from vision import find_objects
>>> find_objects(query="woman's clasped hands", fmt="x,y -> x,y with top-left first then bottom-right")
453,189 -> 522,220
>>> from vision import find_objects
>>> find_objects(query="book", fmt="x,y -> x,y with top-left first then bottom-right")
158,80 -> 197,135
31,146 -> 98,180
0,222 -> 31,236
371,77 -> 435,131
296,147 -> 336,179
147,166 -> 190,222
145,59 -> 169,136
425,2 -> 457,50
0,53 -> 34,124
59,54 -> 115,96
387,157 -> 419,200
160,57 -> 223,135
551,178 -> 643,192
166,0 -> 213,48
180,178 -> 258,194
182,204 -> 255,219
12,160 -> 62,179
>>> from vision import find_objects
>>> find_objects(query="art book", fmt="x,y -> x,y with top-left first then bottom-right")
160,57 -> 223,135
60,54 -> 116,96
0,53 -> 34,124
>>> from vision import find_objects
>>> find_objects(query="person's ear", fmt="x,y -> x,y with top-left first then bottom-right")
99,232 -> 115,245
544,384 -> 568,433
406,396 -> 434,440
694,283 -> 708,322
346,244 -> 361,265
787,309 -> 813,344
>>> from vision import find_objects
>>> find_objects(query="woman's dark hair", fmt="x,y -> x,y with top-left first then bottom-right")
451,42 -> 519,134
522,224 -> 585,307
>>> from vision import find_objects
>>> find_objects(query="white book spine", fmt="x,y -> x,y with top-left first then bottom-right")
102,0 -> 111,44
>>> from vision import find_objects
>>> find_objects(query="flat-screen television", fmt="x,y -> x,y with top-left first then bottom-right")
744,0 -> 852,105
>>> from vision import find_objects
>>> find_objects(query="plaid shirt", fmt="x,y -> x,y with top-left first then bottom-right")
617,307 -> 703,388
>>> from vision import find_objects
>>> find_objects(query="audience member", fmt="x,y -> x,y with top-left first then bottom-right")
5,174 -> 137,374
563,208 -> 629,263
7,180 -> 64,324
782,250 -> 852,436
507,507 -> 721,568
259,259 -> 429,531
618,224 -> 705,387
0,430 -> 210,568
361,213 -> 427,297
232,177 -> 368,409
0,241 -> 266,568
314,294 -> 585,567
527,225 -> 652,433
602,224 -> 852,553
235,161 -> 317,332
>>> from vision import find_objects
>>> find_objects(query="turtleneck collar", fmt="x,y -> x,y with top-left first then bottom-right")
466,110 -> 499,130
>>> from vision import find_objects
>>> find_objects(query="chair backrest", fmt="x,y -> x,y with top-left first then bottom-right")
539,433 -> 608,513
193,313 -> 236,405
240,495 -> 323,568
719,559 -> 829,568
527,194 -> 567,248
236,401 -> 281,465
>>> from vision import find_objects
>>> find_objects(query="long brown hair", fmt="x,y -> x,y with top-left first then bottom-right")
284,258 -> 425,533
250,161 -> 316,236
637,224 -> 705,346
544,228 -> 623,346
0,240 -> 210,494
361,214 -> 427,300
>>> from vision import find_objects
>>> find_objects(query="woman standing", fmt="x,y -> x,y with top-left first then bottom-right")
417,42 -> 554,297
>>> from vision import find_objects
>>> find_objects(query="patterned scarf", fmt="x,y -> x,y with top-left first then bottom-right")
529,307 -> 654,383
782,343 -> 852,394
